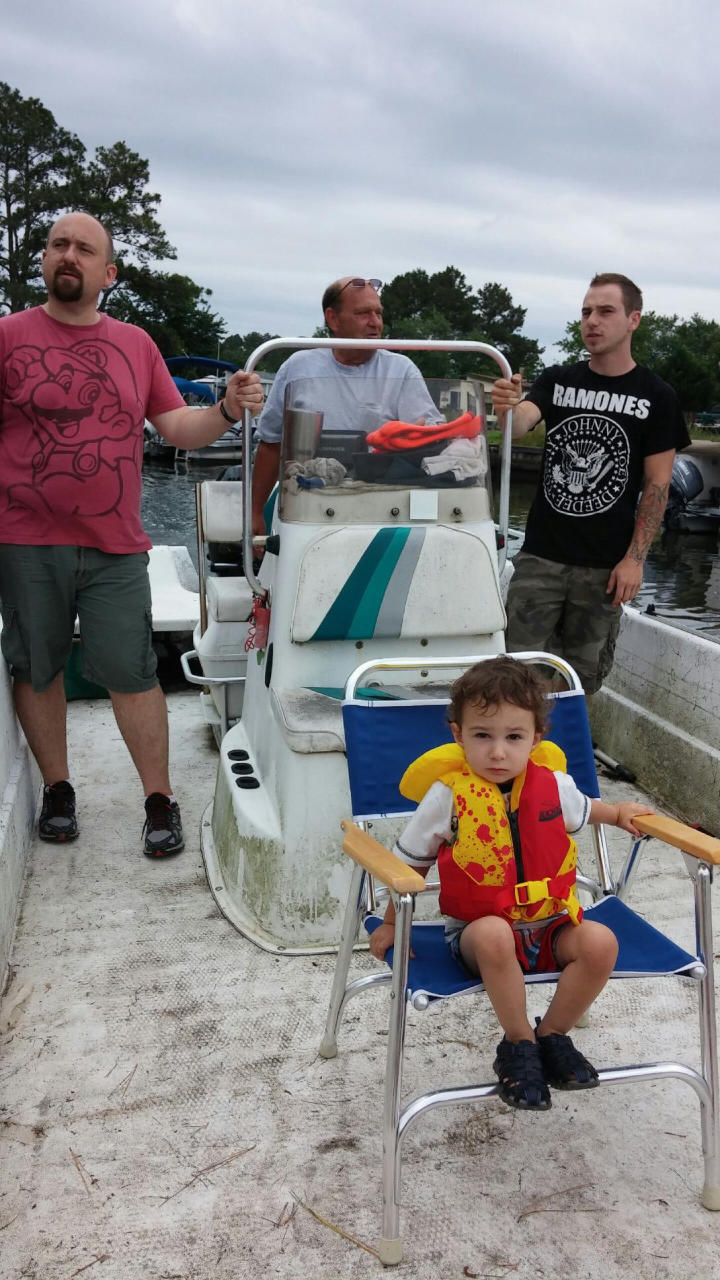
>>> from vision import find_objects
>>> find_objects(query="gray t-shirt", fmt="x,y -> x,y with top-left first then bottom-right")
256,347 -> 443,443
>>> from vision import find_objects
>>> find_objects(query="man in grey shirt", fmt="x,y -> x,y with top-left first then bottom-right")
251,277 -> 443,535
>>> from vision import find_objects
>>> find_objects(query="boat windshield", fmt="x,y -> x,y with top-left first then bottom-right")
275,373 -> 494,524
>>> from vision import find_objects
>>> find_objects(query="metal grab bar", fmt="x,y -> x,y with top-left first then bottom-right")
241,337 -> 513,597
179,649 -> 246,741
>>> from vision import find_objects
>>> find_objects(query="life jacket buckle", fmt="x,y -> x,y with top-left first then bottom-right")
514,876 -> 551,906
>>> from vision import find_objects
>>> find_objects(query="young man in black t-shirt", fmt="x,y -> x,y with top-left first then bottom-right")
492,273 -> 690,693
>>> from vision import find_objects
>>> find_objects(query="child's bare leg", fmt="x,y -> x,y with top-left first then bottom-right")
460,916 -> 534,1042
537,920 -> 618,1037
462,917 -> 550,1110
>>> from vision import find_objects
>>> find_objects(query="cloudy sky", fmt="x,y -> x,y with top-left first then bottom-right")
4,0 -> 719,362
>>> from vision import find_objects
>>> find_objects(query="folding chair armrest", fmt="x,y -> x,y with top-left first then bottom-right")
634,815 -> 720,864
340,820 -> 426,894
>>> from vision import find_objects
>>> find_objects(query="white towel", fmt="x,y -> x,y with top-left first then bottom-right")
421,436 -> 488,481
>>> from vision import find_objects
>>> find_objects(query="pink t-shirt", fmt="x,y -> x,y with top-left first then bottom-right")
0,307 -> 185,553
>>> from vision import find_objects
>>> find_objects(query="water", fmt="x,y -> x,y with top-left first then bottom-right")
142,458 -> 228,571
142,461 -> 720,643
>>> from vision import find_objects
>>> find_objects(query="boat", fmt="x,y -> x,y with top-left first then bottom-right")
4,574 -> 720,1276
184,336 -> 515,952
4,340 -> 720,1275
664,442 -> 720,533
589,602 -> 720,835
143,357 -> 272,465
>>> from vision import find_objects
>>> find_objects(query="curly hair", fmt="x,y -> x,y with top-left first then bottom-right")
448,656 -> 547,733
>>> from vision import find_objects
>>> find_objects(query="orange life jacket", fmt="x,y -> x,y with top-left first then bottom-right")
399,742 -> 582,927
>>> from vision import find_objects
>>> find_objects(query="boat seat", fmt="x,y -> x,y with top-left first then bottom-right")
206,575 -> 253,624
200,480 -> 243,543
290,524 -> 505,643
270,688 -> 345,754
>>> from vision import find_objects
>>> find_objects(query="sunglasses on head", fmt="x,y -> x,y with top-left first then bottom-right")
327,277 -> 382,307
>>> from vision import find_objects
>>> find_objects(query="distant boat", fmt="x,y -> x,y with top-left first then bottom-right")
144,355 -> 254,464
165,354 -> 239,404
664,443 -> 720,533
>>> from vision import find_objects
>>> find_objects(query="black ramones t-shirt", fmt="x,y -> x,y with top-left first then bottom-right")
521,362 -> 690,568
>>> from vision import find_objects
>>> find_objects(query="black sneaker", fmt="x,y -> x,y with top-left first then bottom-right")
39,781 -> 78,842
142,793 -> 184,858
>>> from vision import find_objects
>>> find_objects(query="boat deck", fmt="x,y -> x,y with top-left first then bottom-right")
2,691 -> 719,1279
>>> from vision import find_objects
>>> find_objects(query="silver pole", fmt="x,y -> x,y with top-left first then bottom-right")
380,892 -> 414,1264
695,865 -> 720,1195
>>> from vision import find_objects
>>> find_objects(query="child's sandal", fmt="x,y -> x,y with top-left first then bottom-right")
535,1021 -> 599,1090
493,1036 -> 551,1111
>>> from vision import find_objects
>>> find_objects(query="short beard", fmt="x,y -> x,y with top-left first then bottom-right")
51,272 -> 84,303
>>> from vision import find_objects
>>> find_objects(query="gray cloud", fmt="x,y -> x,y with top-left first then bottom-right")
4,0 -> 719,360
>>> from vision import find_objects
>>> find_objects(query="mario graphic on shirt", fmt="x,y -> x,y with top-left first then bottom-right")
3,337 -> 143,536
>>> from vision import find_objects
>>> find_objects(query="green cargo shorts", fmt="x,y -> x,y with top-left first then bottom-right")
0,544 -> 158,694
505,551 -> 622,695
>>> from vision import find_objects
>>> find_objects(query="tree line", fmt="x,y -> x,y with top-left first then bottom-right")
2,82 -> 718,413
0,82 -> 224,352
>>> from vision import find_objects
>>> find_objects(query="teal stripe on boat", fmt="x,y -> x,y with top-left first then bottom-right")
348,527 -> 411,638
311,528 -> 411,641
374,526 -> 425,637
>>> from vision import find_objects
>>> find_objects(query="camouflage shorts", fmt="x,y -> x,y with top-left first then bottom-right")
505,552 -> 622,694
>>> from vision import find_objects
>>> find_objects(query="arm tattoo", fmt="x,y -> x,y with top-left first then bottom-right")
628,481 -> 670,563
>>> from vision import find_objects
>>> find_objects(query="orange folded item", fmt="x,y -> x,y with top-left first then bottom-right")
366,411 -> 483,452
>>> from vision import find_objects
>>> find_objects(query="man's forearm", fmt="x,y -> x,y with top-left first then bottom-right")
153,371 -> 263,447
495,399 -> 541,440
626,479 -> 670,563
156,401 -> 236,449
251,441 -> 281,519
510,401 -> 542,440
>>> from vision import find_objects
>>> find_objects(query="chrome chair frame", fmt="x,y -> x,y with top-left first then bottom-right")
320,653 -> 720,1265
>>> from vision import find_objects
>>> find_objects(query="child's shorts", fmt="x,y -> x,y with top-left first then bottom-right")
447,915 -> 571,976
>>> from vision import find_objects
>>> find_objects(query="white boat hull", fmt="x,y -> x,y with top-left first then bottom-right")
205,498 -> 507,952
590,607 -> 720,834
0,655 -> 39,987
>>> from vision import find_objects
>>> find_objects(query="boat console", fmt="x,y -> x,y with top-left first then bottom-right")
186,338 -> 515,951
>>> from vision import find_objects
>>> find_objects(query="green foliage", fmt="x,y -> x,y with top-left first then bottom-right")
382,266 -> 476,335
0,82 -> 226,355
106,264 -> 225,355
380,267 -> 544,378
222,331 -> 288,372
474,282 -> 544,378
558,310 -> 720,414
487,422 -> 546,449
384,308 -> 455,379
0,81 -> 85,312
73,140 -> 176,311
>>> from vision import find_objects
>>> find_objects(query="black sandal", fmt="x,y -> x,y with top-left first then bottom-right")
493,1036 -> 551,1111
535,1020 -> 599,1090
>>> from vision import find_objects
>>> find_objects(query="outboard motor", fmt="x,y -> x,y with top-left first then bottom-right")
665,456 -> 704,530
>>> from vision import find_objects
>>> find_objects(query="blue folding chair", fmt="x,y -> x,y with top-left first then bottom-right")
319,652 -> 720,1266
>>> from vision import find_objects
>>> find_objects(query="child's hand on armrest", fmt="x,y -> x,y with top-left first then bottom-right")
589,797 -> 655,837
615,802 -> 655,836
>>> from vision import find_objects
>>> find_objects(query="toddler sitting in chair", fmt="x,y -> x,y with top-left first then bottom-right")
370,655 -> 653,1112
